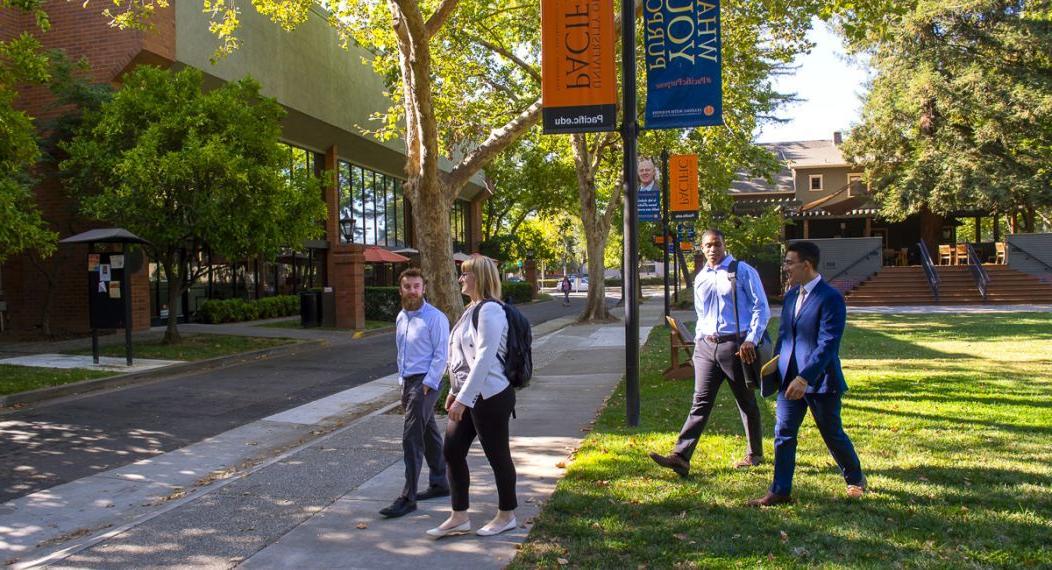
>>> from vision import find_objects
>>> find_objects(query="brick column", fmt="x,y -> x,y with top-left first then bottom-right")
331,245 -> 365,329
524,259 -> 539,295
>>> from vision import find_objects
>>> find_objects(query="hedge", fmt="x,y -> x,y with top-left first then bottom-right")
502,281 -> 534,304
365,287 -> 401,322
196,295 -> 298,324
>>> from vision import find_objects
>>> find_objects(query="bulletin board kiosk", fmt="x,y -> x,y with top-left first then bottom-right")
59,228 -> 150,366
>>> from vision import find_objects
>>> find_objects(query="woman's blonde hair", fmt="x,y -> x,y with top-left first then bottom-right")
461,254 -> 502,301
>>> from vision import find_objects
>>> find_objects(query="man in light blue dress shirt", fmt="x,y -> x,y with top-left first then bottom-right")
650,229 -> 771,477
380,268 -> 450,518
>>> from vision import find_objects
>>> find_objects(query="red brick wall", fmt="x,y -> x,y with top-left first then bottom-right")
0,0 -> 174,334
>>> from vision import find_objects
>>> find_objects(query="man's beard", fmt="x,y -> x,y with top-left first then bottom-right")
401,295 -> 424,311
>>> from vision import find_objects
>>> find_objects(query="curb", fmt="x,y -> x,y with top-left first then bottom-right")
0,339 -> 328,410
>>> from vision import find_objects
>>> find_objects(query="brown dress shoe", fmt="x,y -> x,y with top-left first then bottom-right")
733,455 -> 763,469
747,491 -> 794,507
648,452 -> 690,477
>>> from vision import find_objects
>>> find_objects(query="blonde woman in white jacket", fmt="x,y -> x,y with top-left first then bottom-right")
427,255 -> 518,538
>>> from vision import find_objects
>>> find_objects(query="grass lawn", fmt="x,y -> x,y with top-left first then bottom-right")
513,312 -> 1052,568
255,318 -> 393,331
67,334 -> 296,362
0,365 -> 113,396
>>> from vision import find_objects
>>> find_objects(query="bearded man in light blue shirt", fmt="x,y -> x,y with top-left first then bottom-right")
650,228 -> 771,477
380,268 -> 450,519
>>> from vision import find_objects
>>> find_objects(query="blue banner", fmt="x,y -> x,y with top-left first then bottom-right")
642,0 -> 723,129
639,184 -> 661,222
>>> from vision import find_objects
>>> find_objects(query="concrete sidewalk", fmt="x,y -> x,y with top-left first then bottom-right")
3,301 -> 658,569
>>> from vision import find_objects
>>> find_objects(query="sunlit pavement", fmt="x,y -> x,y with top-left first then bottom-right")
2,296 -> 637,568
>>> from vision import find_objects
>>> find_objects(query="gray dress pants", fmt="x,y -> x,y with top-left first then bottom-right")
672,338 -> 764,462
400,374 -> 447,499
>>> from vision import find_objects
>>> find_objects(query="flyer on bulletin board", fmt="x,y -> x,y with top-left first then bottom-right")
88,254 -> 100,272
110,255 -> 125,270
109,281 -> 121,299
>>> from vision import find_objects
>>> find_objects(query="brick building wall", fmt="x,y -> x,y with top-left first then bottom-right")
0,0 -> 173,334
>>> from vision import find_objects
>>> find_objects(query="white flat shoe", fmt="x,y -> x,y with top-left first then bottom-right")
476,517 -> 517,536
426,520 -> 471,538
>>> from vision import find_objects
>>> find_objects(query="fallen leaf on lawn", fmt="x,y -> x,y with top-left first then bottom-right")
768,553 -> 775,562
732,534 -> 741,539
674,533 -> 688,541
557,557 -> 569,565
356,522 -> 368,529
677,511 -> 686,519
779,530 -> 789,543
918,476 -> 929,482
791,547 -> 810,557
556,461 -> 567,469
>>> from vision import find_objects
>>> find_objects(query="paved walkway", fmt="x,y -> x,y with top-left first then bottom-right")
2,298 -> 648,569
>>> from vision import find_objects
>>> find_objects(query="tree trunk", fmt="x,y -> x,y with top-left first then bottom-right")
581,225 -> 612,321
28,251 -> 59,337
162,255 -> 183,344
918,207 -> 944,257
411,180 -> 462,319
571,133 -> 621,322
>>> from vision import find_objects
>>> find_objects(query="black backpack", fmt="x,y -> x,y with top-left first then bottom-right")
471,299 -> 533,388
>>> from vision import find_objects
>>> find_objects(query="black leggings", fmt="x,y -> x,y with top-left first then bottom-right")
443,385 -> 517,512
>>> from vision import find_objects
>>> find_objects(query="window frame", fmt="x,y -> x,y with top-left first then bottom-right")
808,174 -> 824,192
847,172 -> 865,197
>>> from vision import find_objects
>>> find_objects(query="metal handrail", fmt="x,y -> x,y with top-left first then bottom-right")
917,241 -> 940,300
965,243 -> 991,300
1007,240 -> 1052,273
826,244 -> 882,285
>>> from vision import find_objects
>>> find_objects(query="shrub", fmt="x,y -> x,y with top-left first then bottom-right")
501,280 -> 534,304
365,287 -> 401,321
196,294 -> 298,323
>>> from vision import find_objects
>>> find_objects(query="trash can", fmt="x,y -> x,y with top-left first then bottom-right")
320,289 -> 336,328
299,290 -> 320,327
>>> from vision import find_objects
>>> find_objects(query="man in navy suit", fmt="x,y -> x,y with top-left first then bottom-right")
748,241 -> 866,506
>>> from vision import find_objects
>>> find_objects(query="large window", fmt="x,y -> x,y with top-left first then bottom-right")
337,160 -> 408,247
451,200 -> 468,251
280,142 -> 319,178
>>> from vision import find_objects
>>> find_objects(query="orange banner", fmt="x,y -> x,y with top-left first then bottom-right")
668,154 -> 699,221
541,0 -> 617,133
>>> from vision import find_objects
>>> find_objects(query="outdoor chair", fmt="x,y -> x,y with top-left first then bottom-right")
938,244 -> 953,265
663,315 -> 695,380
955,243 -> 968,265
995,242 -> 1007,264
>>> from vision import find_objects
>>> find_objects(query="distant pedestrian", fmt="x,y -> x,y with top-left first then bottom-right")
560,276 -> 572,306
427,254 -> 518,538
748,241 -> 866,506
649,228 -> 770,477
379,268 -> 450,519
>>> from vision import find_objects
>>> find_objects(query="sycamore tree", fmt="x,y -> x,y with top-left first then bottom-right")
163,0 -> 542,319
837,0 -> 1052,241
0,0 -> 57,261
61,66 -> 326,343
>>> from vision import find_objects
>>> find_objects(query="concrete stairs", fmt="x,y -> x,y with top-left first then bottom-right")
845,265 -> 1052,306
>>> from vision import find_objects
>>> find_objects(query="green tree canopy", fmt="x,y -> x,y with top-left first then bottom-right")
0,0 -> 58,261
839,0 -> 1052,230
61,66 -> 327,341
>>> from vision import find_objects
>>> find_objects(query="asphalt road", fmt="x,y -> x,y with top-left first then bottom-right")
0,296 -> 607,503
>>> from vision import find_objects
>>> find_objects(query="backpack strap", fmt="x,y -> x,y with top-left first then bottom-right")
471,298 -> 499,330
728,259 -> 742,342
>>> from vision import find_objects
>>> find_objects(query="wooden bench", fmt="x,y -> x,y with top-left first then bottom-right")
663,315 -> 695,380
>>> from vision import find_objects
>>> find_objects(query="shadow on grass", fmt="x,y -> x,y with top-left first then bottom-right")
847,312 -> 1052,343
